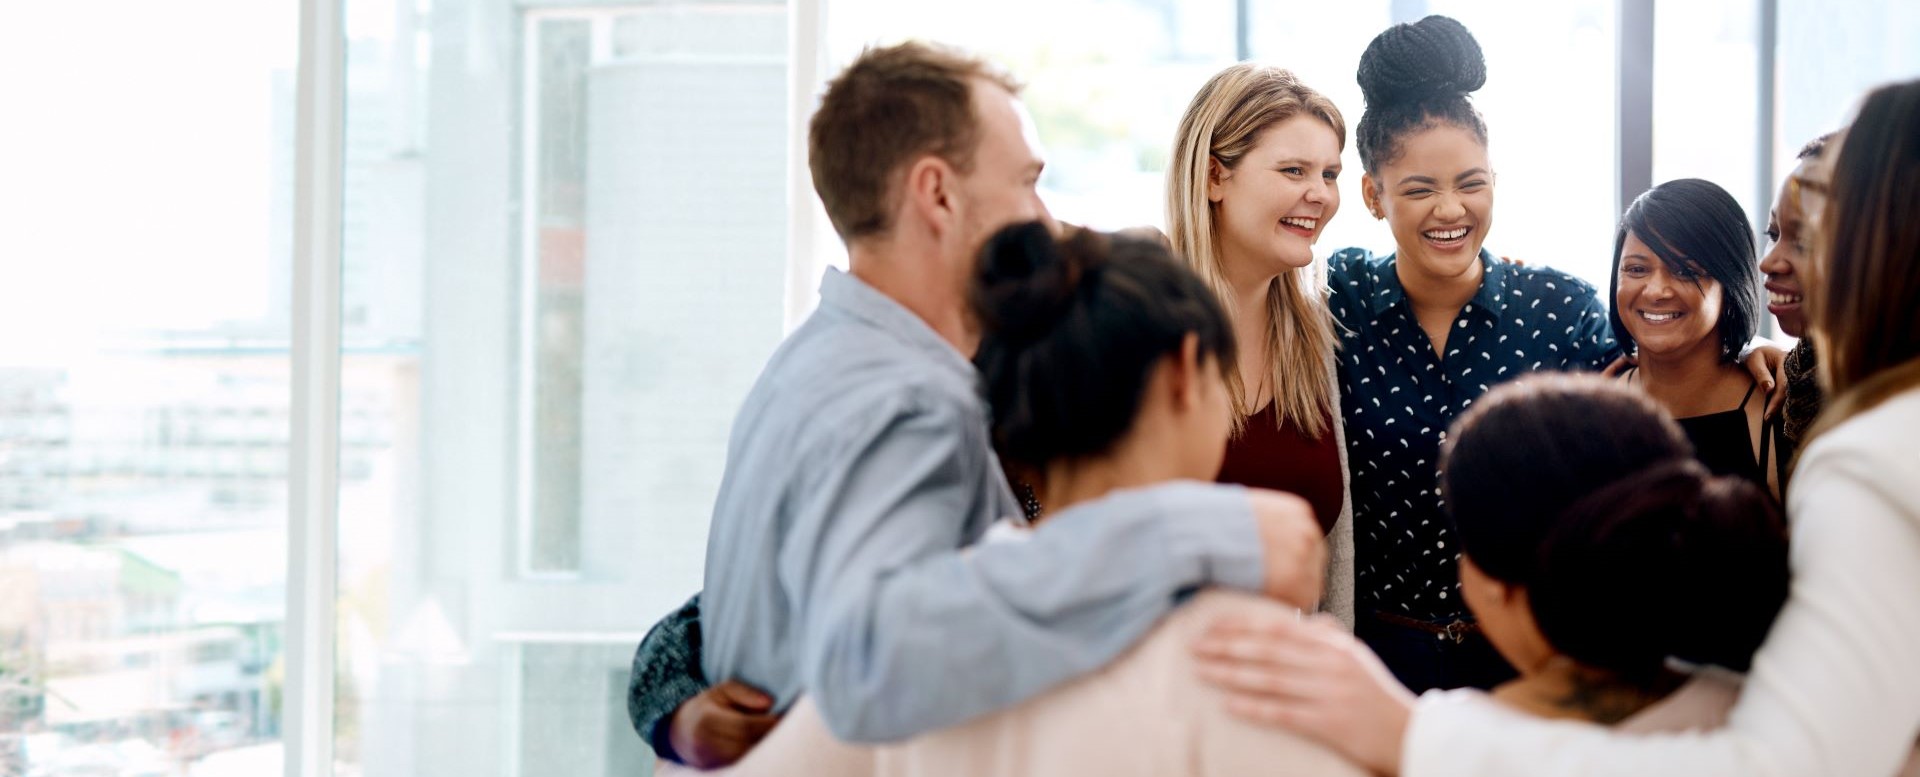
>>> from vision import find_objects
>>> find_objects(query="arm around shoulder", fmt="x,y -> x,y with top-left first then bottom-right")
1399,424 -> 1920,777
791,396 -> 1273,742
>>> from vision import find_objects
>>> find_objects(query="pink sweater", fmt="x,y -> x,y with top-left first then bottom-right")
666,590 -> 1366,777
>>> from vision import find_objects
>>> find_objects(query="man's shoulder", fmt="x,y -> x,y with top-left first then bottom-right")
762,315 -> 977,411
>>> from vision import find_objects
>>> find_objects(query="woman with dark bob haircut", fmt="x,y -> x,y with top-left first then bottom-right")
1609,178 -> 1790,499
1182,79 -> 1920,777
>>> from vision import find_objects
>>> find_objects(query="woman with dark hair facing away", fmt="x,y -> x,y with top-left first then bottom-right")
679,221 -> 1362,777
1611,178 -> 1791,498
1435,374 -> 1787,737
1184,80 -> 1920,777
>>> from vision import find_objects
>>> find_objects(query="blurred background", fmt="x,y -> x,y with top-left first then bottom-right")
0,0 -> 1912,774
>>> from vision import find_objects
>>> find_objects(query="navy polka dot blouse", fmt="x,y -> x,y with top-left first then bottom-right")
1327,247 -> 1618,621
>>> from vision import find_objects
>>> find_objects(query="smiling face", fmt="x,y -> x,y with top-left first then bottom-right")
1364,123 -> 1494,280
1208,115 -> 1344,278
1615,231 -> 1725,359
1761,160 -> 1817,337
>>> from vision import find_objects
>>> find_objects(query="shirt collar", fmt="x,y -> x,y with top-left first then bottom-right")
1367,249 -> 1506,316
818,267 -> 978,384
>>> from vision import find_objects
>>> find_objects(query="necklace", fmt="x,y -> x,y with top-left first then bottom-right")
1013,479 -> 1043,521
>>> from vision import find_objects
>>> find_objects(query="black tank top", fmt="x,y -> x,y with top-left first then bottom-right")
1673,379 -> 1792,492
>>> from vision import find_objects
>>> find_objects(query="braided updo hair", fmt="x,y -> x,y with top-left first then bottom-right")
1355,14 -> 1490,175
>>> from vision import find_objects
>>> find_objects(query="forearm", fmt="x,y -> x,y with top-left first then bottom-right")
628,593 -> 709,762
805,482 -> 1263,742
1403,450 -> 1920,777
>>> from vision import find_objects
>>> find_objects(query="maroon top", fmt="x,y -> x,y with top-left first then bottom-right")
1216,402 -> 1344,534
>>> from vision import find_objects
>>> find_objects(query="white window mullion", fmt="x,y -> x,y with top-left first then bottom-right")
783,0 -> 829,331
287,0 -> 346,773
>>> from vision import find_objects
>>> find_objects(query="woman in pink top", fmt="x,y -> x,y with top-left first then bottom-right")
663,222 -> 1363,776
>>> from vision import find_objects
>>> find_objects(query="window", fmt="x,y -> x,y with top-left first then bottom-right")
8,2 -> 1915,775
1652,0 -> 1762,233
1777,0 -> 1920,163
334,0 -> 787,773
0,1 -> 295,773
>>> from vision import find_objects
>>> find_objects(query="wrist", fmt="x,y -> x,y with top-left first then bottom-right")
661,707 -> 694,766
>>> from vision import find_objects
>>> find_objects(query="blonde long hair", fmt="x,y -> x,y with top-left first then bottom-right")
1167,64 -> 1344,437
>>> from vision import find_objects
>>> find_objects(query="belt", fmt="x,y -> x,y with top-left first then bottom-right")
1370,609 -> 1480,644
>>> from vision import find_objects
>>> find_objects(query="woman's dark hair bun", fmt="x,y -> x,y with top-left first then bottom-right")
973,220 -> 1087,346
1530,461 -> 1790,681
971,221 -> 1236,471
1356,15 -> 1487,109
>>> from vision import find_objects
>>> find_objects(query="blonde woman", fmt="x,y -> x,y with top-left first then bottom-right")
1167,63 -> 1356,628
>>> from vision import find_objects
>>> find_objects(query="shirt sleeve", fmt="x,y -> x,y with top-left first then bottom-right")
627,593 -> 709,764
783,395 -> 1267,743
1401,437 -> 1920,776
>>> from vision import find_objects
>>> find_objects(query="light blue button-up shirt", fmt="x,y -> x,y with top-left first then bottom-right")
700,268 -> 1268,743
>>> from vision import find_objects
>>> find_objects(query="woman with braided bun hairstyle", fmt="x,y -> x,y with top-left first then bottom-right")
1302,15 -> 1620,694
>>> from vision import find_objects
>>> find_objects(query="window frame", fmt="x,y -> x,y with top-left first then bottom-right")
282,1 -> 1790,775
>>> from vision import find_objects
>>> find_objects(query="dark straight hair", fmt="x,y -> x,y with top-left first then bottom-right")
1609,178 -> 1763,362
971,222 -> 1236,472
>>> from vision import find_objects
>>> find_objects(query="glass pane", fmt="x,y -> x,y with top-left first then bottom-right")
1776,2 -> 1920,175
1426,0 -> 1619,288
335,1 -> 787,775
529,18 -> 592,576
1652,0 -> 1762,232
813,0 -> 1237,285
0,1 -> 294,774
513,642 -> 651,777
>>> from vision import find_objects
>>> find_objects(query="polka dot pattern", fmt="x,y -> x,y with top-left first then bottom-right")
1327,248 -> 1617,621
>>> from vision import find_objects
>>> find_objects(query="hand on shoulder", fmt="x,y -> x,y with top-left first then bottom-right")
1246,489 -> 1327,610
